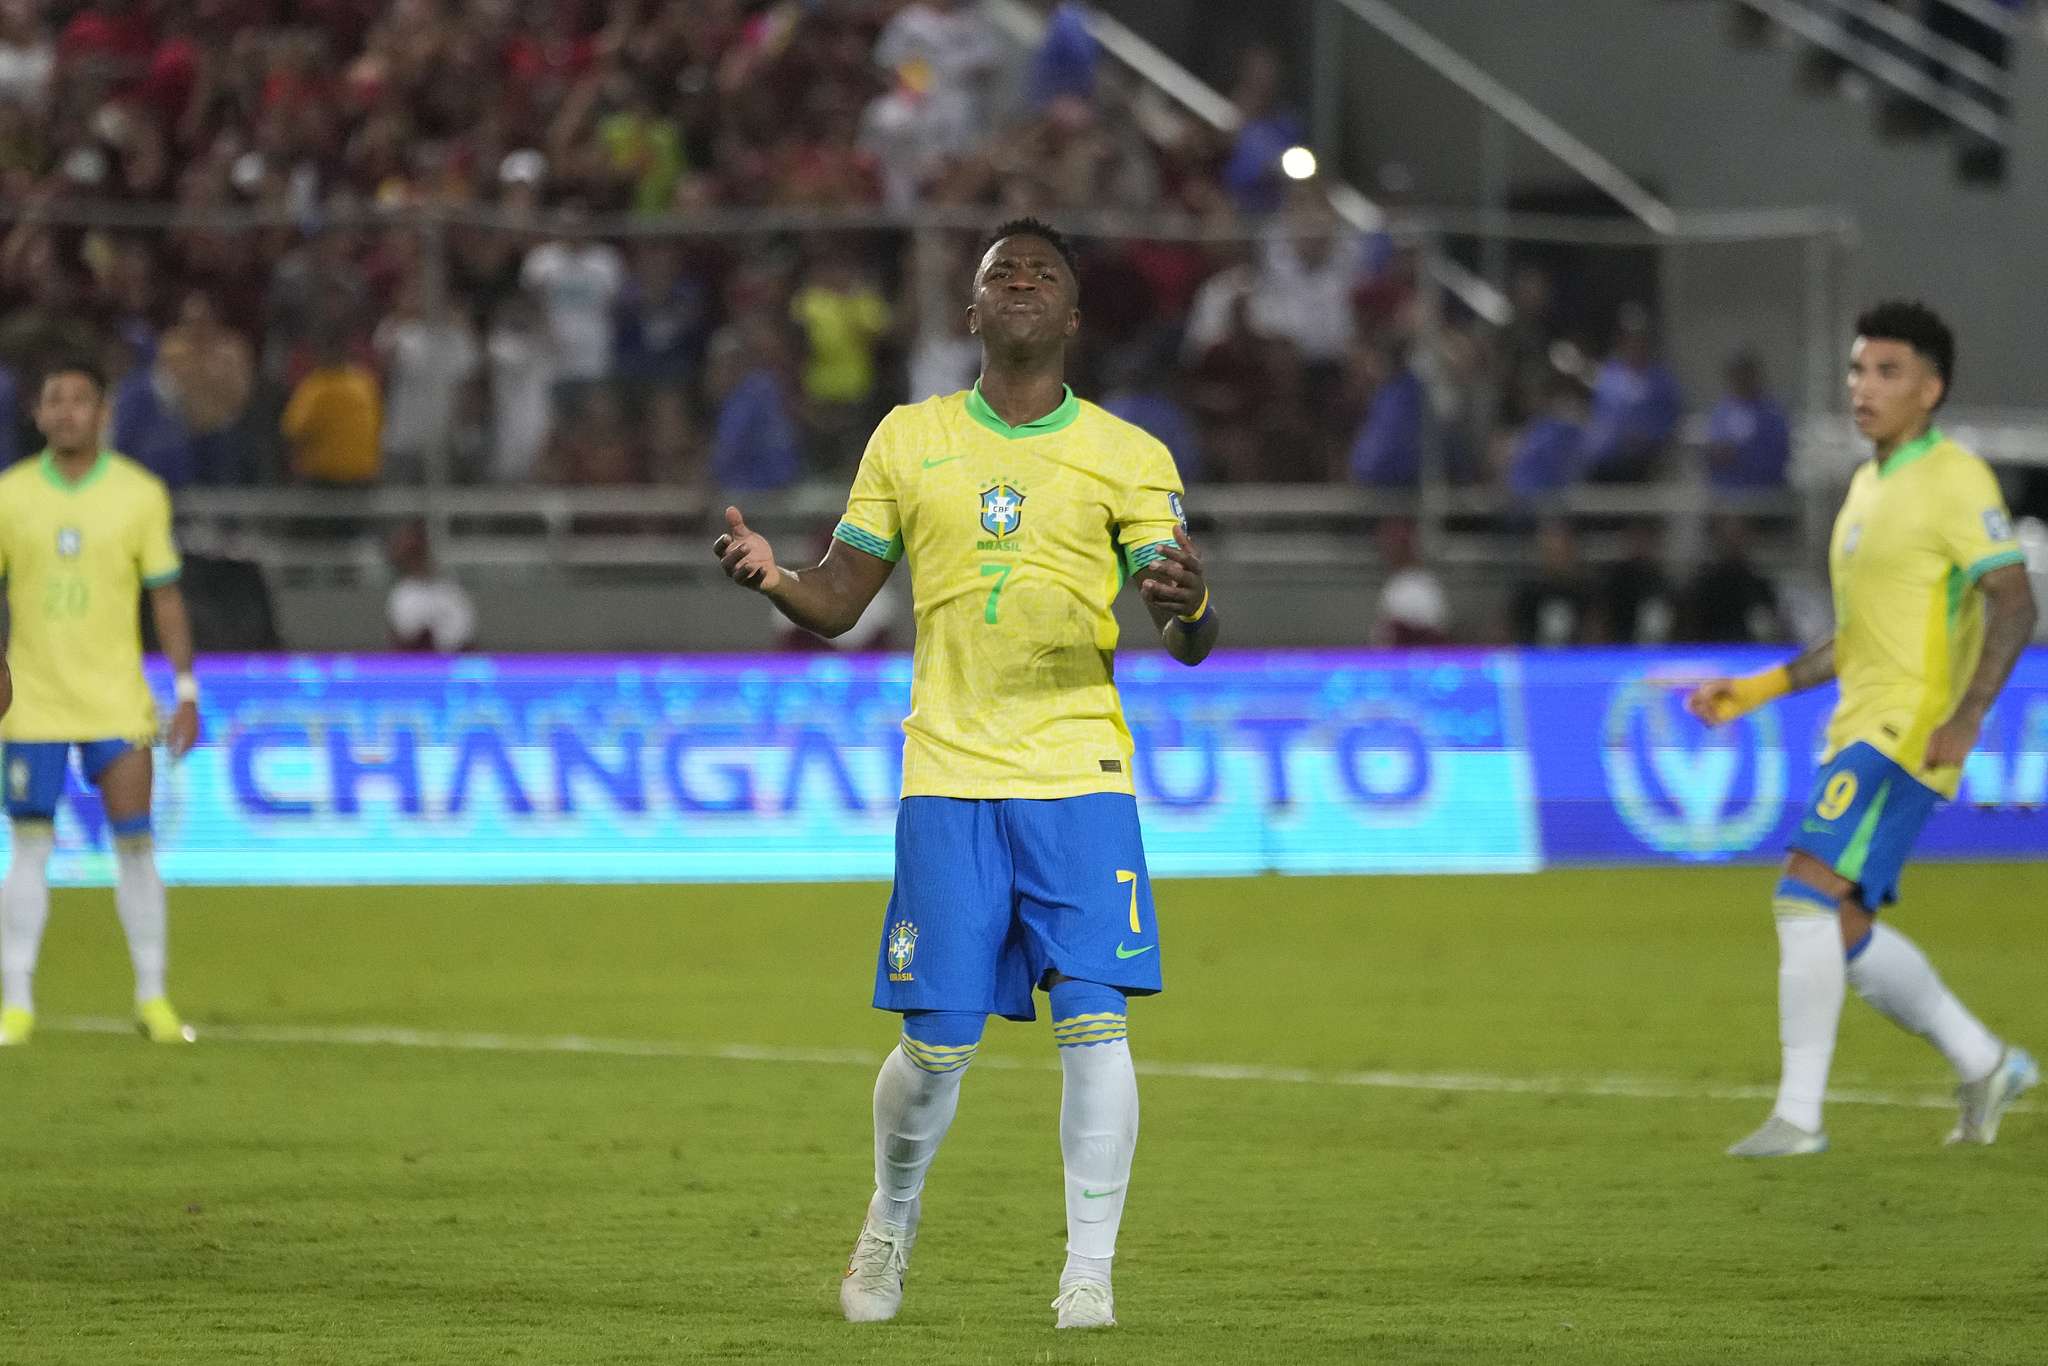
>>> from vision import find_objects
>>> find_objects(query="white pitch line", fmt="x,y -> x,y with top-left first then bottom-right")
45,1017 -> 2029,1115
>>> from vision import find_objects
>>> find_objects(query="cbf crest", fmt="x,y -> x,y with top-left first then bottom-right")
979,484 -> 1024,538
886,920 -> 918,981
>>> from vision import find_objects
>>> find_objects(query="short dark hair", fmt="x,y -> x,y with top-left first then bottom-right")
983,217 -> 1079,280
37,355 -> 105,398
1855,300 -> 1954,403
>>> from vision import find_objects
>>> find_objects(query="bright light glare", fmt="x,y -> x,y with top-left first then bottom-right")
1280,146 -> 1318,180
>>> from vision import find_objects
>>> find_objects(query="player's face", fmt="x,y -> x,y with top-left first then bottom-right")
968,237 -> 1080,352
34,373 -> 107,454
1846,337 -> 1943,445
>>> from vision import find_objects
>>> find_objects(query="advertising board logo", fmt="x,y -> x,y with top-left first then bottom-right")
1602,677 -> 1785,856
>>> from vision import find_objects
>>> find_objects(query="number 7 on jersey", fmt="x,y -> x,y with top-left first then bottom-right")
980,563 -> 1013,624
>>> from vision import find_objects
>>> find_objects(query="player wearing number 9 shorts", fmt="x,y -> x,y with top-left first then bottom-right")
1688,302 -> 2037,1158
712,219 -> 1218,1328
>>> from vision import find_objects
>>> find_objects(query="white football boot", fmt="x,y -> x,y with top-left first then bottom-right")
1947,1045 -> 2038,1146
1052,1281 -> 1116,1328
1726,1114 -> 1829,1157
840,1193 -> 917,1323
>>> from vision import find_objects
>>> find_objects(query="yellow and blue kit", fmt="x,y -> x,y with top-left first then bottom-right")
0,451 -> 180,821
834,385 -> 1183,1017
1790,430 -> 2024,906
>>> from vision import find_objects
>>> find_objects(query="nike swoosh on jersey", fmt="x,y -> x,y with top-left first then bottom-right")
1114,943 -> 1155,959
1801,820 -> 1831,834
922,454 -> 967,468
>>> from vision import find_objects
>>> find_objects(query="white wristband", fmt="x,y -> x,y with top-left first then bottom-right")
174,673 -> 199,704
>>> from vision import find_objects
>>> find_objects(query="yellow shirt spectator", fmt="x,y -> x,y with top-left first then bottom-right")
282,363 -> 383,483
792,284 -> 891,405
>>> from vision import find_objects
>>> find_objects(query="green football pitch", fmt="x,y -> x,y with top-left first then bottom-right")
2,866 -> 2042,1365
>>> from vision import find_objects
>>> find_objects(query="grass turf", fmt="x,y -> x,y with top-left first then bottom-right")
2,865 -> 2043,1364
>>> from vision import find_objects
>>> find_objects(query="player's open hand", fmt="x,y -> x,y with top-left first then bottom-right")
166,699 -> 200,759
1684,679 -> 1736,727
1922,712 -> 1980,771
1138,524 -> 1206,617
713,507 -> 783,594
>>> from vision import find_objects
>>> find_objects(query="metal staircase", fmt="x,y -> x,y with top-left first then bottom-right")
1718,0 -> 2027,183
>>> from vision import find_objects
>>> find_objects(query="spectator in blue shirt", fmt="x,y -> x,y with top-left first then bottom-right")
1028,0 -> 1097,109
108,336 -> 196,487
1702,353 -> 1791,489
614,241 -> 711,395
1506,375 -> 1588,504
711,323 -> 804,493
1222,47 -> 1308,215
1102,348 -> 1204,483
1349,343 -> 1424,486
1583,303 -> 1681,483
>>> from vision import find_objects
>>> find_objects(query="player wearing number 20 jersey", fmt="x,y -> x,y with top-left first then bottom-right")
0,450 -> 181,745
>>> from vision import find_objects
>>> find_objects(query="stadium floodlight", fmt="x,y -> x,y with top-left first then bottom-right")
1280,146 -> 1318,180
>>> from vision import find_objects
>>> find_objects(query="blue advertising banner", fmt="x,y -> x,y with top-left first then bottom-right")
1522,648 -> 2048,866
14,648 -> 2048,885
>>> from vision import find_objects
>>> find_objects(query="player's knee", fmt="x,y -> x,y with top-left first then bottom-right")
1049,979 -> 1127,1049
5,819 -> 54,866
900,1010 -> 985,1074
1772,875 -> 1839,922
110,814 -> 152,856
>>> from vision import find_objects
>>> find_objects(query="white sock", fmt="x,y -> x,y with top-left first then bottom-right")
1848,923 -> 2002,1083
872,1044 -> 968,1228
1059,1038 -> 1139,1285
114,836 -> 168,1004
1772,913 -> 1844,1132
1,823 -> 54,1012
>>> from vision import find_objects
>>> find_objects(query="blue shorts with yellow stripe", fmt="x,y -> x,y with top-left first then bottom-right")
872,793 -> 1163,1022
1786,741 -> 1942,910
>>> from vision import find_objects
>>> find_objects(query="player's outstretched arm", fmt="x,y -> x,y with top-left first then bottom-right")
1139,525 -> 1219,666
712,506 -> 895,639
1923,563 -> 2037,769
148,584 -> 201,757
1685,637 -> 1836,727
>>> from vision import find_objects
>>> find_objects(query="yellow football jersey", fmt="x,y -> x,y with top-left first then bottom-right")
834,385 -> 1184,798
0,451 -> 181,742
1826,430 -> 2024,796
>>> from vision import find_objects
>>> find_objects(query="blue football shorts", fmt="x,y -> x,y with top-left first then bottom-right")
1786,740 -> 1942,910
872,793 -> 1163,1021
3,740 -> 140,821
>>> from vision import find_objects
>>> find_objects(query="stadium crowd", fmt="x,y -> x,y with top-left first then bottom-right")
0,0 -> 1800,503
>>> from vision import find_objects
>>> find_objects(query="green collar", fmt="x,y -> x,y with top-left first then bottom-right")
964,382 -> 1079,439
38,449 -> 111,493
1878,427 -> 1942,477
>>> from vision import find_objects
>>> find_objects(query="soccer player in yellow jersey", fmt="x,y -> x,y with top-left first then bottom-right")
714,220 -> 1216,1328
1688,302 -> 2037,1156
0,360 -> 201,1047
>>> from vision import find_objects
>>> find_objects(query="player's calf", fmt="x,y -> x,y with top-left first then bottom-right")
844,1010 -> 985,1322
1052,978 -> 1135,1326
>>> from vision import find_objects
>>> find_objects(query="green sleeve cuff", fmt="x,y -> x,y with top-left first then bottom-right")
1963,548 -> 2026,584
833,521 -> 903,563
142,568 -> 182,588
1125,540 -> 1173,572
